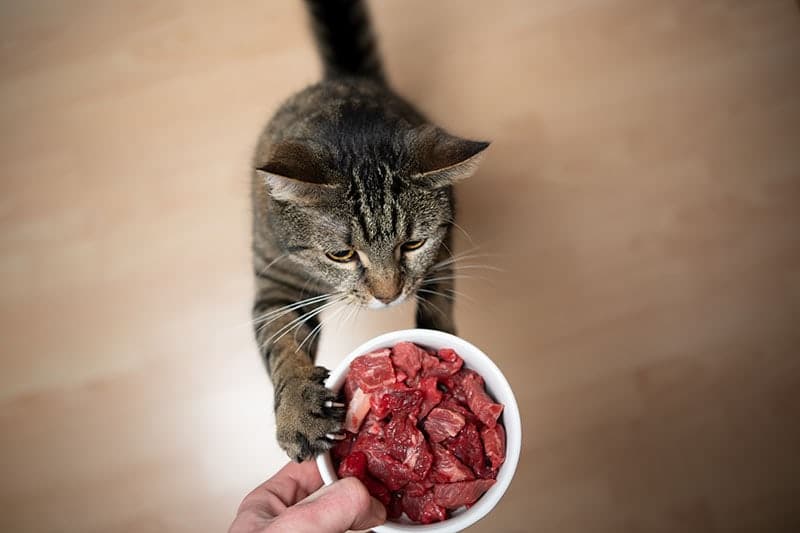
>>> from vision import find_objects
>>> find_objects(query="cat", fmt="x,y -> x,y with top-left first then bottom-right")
251,0 -> 489,462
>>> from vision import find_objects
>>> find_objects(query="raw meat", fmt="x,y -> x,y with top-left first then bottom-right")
402,490 -> 447,524
417,376 -> 443,419
481,424 -> 506,471
370,383 -> 423,420
423,407 -> 466,442
343,387 -> 372,433
433,479 -> 496,509
428,443 -> 475,483
334,342 -> 506,525
336,451 -> 391,506
421,350 -> 463,378
391,341 -> 425,380
348,348 -> 396,392
442,422 -> 490,478
386,414 -> 433,481
446,368 -> 503,428
338,449 -> 368,478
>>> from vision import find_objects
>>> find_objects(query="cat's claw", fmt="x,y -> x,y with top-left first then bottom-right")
326,432 -> 347,441
275,366 -> 346,462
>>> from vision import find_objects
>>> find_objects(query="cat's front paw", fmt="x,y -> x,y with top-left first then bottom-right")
274,365 -> 345,462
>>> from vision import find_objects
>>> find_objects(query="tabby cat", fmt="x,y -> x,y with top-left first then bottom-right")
251,0 -> 489,462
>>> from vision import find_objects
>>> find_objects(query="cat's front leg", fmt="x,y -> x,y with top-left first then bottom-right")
253,292 -> 345,462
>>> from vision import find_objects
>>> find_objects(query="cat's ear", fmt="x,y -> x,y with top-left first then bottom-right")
410,126 -> 490,189
255,141 -> 336,205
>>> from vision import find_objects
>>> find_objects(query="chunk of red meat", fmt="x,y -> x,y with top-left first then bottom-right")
395,370 -> 407,383
438,395 -> 479,425
370,383 -> 423,419
361,410 -> 385,437
417,376 -> 443,419
391,342 -> 425,380
428,443 -> 475,483
442,368 -> 484,402
443,422 -> 489,478
361,411 -> 386,438
410,442 -> 434,482
352,429 -> 416,490
401,490 -> 447,524
421,351 -> 463,378
386,415 -> 433,481
423,407 -> 466,443
366,451 -> 412,491
352,432 -> 385,458
362,475 -> 392,507
433,479 -> 496,510
404,373 -> 420,388
481,424 -> 506,471
444,369 -> 503,428
466,391 -> 503,429
337,450 -> 368,479
437,348 -> 463,365
337,451 -> 392,506
349,349 -> 396,392
343,387 -> 372,433
403,480 -> 432,497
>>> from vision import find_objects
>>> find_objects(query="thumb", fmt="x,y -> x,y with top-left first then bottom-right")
270,476 -> 387,533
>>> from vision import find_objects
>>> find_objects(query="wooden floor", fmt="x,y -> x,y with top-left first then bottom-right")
2,1 -> 799,532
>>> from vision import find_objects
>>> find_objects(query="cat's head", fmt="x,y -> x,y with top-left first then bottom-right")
255,124 -> 488,308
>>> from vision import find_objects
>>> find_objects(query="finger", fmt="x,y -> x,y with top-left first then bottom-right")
237,460 -> 324,517
269,477 -> 387,533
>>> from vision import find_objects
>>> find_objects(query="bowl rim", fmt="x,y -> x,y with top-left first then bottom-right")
316,328 -> 521,533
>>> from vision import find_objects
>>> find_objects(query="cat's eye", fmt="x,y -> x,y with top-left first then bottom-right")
326,249 -> 355,262
401,239 -> 426,251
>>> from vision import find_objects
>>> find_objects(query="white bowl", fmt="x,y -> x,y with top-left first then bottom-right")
316,329 -> 522,533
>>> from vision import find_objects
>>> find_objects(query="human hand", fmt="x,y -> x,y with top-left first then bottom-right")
228,460 -> 387,533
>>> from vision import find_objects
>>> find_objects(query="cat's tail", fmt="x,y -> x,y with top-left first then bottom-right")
303,0 -> 386,84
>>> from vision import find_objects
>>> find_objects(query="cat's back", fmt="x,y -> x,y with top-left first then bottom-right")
255,78 -> 425,165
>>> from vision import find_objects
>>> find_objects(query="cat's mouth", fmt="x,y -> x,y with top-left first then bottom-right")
366,293 -> 407,309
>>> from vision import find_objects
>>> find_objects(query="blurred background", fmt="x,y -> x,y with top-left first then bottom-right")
2,1 -> 799,532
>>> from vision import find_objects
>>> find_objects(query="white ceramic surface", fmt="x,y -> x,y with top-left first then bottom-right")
316,329 -> 522,533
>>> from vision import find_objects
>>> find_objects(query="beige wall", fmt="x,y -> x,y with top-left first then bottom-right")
1,1 -> 799,531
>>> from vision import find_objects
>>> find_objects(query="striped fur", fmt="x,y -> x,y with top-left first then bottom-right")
251,4 -> 489,462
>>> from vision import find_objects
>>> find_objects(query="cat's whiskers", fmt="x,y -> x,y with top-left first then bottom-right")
431,247 -> 492,268
414,293 -> 447,319
451,264 -> 505,273
430,255 -> 493,271
252,292 -> 336,328
435,244 -> 483,268
444,218 -> 476,246
417,287 -> 474,303
421,273 -> 491,285
296,298 -> 351,353
261,296 -> 346,350
229,292 -> 332,331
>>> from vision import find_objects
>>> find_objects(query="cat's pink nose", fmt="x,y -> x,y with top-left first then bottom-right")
368,271 -> 402,304
374,286 -> 402,304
